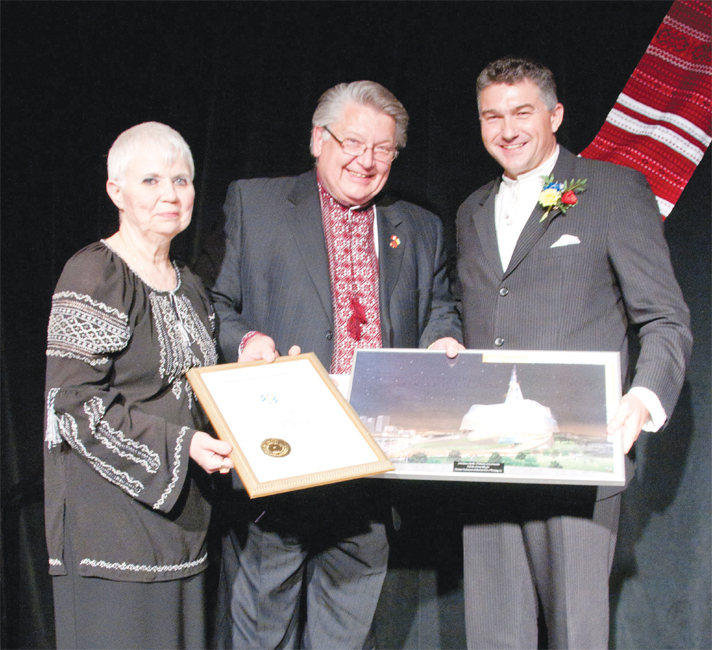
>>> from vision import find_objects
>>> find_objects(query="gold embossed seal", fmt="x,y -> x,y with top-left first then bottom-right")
261,438 -> 291,458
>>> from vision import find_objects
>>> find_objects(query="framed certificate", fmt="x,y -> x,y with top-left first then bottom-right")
187,353 -> 393,498
348,349 -> 625,486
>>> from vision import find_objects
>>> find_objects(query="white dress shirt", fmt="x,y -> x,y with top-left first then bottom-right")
495,147 -> 559,271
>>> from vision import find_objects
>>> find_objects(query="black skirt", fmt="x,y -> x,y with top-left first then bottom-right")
52,561 -> 206,650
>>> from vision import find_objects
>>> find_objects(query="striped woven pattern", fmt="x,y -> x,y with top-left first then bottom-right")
580,0 -> 711,218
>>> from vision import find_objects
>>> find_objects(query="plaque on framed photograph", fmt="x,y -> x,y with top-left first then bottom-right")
187,353 -> 393,498
347,349 -> 625,486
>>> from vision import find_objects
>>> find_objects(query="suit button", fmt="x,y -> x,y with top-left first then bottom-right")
499,287 -> 509,297
326,330 -> 333,341
494,337 -> 504,347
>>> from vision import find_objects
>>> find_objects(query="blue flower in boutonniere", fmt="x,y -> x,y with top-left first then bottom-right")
538,174 -> 587,222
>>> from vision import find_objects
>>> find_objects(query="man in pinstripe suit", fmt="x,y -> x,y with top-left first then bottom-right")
456,57 -> 691,649
205,81 -> 463,649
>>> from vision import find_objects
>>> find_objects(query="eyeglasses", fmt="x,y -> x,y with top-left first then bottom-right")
322,126 -> 399,163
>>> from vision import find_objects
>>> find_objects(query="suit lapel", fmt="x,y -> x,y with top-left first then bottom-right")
376,203 -> 405,345
285,172 -> 333,322
503,147 -> 579,278
471,180 -> 505,280
503,202 -> 548,278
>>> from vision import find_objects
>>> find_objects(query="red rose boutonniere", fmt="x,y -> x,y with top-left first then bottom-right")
538,175 -> 587,222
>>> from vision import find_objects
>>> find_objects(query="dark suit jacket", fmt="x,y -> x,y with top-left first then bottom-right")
456,147 -> 691,418
208,170 -> 462,367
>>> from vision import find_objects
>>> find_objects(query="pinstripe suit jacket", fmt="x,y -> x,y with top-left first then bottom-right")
209,170 -> 462,367
457,147 -> 691,417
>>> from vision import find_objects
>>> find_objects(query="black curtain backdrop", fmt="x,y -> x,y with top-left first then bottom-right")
2,2 -> 709,648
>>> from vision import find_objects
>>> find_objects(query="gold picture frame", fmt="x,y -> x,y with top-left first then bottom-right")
187,353 -> 393,498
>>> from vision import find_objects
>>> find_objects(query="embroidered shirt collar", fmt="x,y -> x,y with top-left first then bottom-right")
316,172 -> 374,212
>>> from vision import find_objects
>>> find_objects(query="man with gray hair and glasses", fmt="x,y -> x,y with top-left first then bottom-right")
201,80 -> 463,649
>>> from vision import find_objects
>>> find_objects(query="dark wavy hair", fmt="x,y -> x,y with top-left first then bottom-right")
476,56 -> 558,114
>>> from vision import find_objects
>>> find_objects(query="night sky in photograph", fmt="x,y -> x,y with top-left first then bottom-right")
349,351 -> 608,430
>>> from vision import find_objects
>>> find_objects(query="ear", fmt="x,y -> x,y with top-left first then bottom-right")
551,103 -> 564,134
106,179 -> 124,211
311,126 -> 324,158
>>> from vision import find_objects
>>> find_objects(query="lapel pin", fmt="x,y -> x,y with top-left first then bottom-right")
390,235 -> 400,249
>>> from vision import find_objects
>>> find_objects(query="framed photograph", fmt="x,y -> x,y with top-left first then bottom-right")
347,349 -> 625,486
187,353 -> 393,498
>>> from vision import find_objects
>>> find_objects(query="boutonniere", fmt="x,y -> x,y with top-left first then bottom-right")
389,235 -> 401,249
538,175 -> 587,222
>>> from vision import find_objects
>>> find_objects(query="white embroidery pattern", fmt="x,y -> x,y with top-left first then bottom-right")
150,292 -> 218,384
84,397 -> 160,474
186,381 -> 195,410
153,426 -> 188,510
173,293 -> 217,366
49,558 -> 63,567
45,388 -> 63,449
79,552 -> 207,574
46,291 -> 130,366
171,378 -> 195,408
58,408 -> 144,498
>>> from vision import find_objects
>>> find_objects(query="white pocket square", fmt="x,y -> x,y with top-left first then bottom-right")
550,234 -> 581,248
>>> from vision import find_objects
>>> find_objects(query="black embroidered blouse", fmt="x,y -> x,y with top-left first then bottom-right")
44,241 -> 218,582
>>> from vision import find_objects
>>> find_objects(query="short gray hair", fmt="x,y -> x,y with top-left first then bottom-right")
107,122 -> 194,184
476,56 -> 558,114
310,80 -> 409,155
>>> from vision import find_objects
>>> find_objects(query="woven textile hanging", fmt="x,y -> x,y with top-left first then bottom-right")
580,0 -> 711,219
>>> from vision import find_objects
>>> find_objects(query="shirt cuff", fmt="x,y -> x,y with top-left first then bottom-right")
238,330 -> 262,359
628,386 -> 667,432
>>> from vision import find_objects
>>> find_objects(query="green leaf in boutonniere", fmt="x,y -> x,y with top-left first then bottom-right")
538,175 -> 587,222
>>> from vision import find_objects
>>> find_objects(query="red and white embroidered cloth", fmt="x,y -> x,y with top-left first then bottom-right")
318,179 -> 382,375
580,0 -> 711,218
